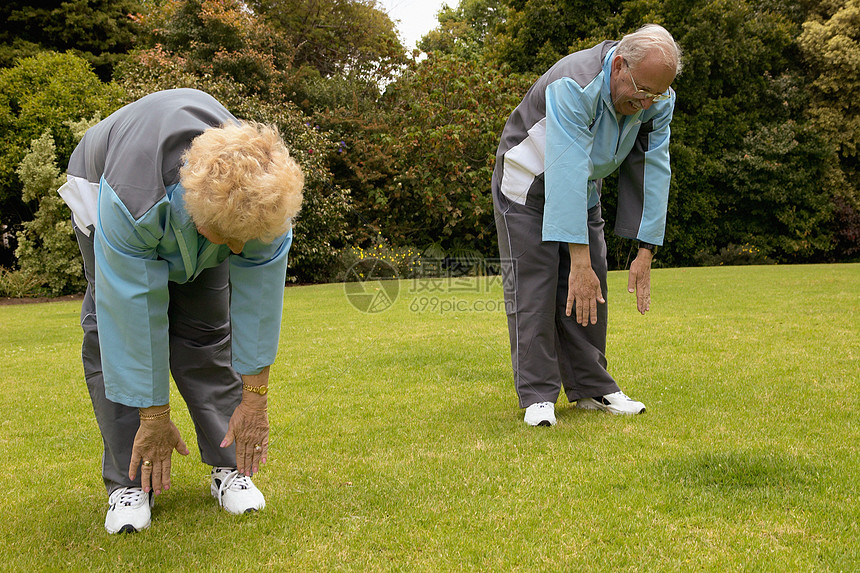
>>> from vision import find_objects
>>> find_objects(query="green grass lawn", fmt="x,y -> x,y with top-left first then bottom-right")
1,264 -> 857,572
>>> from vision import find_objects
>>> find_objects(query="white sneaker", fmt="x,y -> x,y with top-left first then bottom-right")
211,467 -> 266,514
105,487 -> 153,534
577,391 -> 646,415
524,401 -> 557,426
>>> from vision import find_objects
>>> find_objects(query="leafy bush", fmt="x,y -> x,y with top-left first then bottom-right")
0,51 -> 123,232
798,0 -> 860,262
13,130 -> 85,296
338,236 -> 422,281
695,243 -> 773,267
0,51 -> 121,294
322,53 -> 534,257
0,51 -> 123,203
0,267 -> 43,298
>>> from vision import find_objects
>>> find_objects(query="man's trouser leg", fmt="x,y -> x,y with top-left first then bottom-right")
494,191 -> 565,408
556,204 -> 621,402
167,264 -> 240,469
75,222 -> 140,494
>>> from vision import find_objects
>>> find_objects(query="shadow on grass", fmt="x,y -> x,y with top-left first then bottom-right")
656,450 -> 820,490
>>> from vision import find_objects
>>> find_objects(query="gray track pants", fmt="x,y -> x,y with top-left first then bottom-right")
74,222 -> 240,494
494,189 -> 621,408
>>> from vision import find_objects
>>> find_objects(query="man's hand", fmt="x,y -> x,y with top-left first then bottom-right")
566,243 -> 605,326
628,247 -> 653,314
221,367 -> 270,476
129,407 -> 190,495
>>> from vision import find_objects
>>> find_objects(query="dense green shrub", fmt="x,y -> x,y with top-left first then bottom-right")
695,243 -> 773,266
12,130 -> 85,296
0,51 -> 122,281
322,53 -> 534,257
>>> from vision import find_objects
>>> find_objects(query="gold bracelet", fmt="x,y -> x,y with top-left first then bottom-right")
139,406 -> 170,421
243,383 -> 269,396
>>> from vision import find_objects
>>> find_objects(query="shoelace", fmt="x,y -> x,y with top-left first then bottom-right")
215,469 -> 252,508
113,487 -> 145,507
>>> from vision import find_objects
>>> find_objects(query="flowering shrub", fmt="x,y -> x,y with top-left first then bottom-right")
696,243 -> 773,266
338,236 -> 421,280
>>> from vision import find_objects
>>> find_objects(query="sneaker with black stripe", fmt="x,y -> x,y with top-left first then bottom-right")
211,467 -> 266,514
576,391 -> 646,415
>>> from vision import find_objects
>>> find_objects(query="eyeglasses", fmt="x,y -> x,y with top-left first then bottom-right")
624,60 -> 671,102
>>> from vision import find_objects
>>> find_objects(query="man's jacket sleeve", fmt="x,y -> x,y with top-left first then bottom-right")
542,77 -> 598,245
229,230 -> 292,376
615,93 -> 675,245
94,179 -> 172,408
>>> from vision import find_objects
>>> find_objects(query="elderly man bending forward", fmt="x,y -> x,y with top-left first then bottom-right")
492,25 -> 683,426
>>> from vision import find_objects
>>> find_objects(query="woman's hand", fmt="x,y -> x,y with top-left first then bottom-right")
221,368 -> 271,477
128,406 -> 190,495
221,400 -> 269,477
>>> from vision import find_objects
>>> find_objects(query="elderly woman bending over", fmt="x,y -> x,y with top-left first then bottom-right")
61,88 -> 304,534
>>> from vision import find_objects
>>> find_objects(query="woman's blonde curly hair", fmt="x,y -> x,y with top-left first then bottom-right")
181,121 -> 304,244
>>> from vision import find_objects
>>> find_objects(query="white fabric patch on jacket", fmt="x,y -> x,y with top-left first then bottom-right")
58,175 -> 99,236
500,118 -> 547,205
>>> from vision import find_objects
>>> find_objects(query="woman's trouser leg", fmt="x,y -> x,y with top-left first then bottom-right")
167,263 -> 241,469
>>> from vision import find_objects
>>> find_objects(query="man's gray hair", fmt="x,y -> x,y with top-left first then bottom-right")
617,24 -> 683,76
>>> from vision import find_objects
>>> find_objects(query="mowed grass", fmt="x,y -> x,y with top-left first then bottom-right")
0,264 -> 857,572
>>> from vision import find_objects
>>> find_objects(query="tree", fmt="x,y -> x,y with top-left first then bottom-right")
117,4 -> 354,282
321,52 -> 534,256
418,0 -> 507,60
798,0 -> 860,259
722,121 -> 833,259
0,51 -> 123,267
247,0 -> 405,80
131,0 -> 296,99
13,118 -> 99,296
487,0 -> 624,73
0,0 -> 142,80
659,0 -> 839,265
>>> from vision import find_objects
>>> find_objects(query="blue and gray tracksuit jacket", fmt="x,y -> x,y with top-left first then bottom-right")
492,41 -> 675,245
63,89 -> 292,408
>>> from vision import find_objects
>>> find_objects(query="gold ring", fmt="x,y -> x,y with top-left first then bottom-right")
254,444 -> 262,452
143,460 -> 152,467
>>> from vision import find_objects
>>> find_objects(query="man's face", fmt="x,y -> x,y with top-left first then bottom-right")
611,52 -> 676,116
